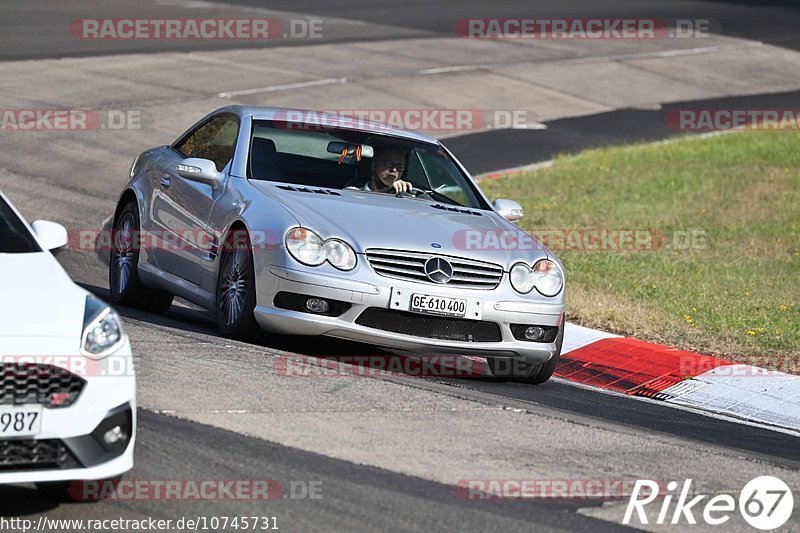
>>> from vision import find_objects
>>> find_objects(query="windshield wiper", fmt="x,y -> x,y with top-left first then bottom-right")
393,188 -> 461,206
422,189 -> 461,206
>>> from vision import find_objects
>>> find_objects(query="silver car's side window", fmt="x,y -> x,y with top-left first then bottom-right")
177,115 -> 240,172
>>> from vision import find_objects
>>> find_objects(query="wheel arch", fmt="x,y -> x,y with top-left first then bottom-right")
113,188 -> 140,225
215,218 -> 252,279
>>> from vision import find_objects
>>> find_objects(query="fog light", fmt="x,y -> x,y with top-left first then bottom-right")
103,425 -> 127,446
305,298 -> 330,314
524,326 -> 546,341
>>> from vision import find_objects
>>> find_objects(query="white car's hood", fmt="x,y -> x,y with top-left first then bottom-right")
0,252 -> 87,340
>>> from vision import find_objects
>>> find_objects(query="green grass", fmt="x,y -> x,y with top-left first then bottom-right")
479,130 -> 800,366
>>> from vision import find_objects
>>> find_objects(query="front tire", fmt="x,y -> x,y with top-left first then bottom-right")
109,201 -> 174,314
487,326 -> 564,384
216,230 -> 260,341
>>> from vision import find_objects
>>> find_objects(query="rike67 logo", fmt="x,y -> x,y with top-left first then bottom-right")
624,477 -> 794,530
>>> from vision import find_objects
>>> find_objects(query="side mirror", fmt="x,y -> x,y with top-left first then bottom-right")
31,220 -> 68,251
492,199 -> 524,223
176,158 -> 223,188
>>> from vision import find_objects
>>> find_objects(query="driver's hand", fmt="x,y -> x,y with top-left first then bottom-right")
391,180 -> 413,193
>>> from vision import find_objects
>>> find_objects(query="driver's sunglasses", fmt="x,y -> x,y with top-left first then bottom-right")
376,159 -> 406,171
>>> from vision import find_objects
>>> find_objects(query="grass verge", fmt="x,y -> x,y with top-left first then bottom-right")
478,130 -> 799,369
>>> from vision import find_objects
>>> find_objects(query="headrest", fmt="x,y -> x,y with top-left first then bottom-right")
252,137 -> 277,158
252,138 -> 278,167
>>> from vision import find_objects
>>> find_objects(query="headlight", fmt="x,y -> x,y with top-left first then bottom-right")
531,259 -> 563,296
324,239 -> 357,271
286,228 -> 325,266
510,263 -> 534,293
81,295 -> 125,358
285,228 -> 357,271
510,259 -> 563,297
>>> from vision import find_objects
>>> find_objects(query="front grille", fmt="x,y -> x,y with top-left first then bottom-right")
1,364 -> 86,408
355,308 -> 502,342
365,249 -> 504,289
0,439 -> 76,471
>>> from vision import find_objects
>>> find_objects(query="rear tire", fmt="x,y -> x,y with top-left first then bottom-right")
216,230 -> 261,341
109,201 -> 174,314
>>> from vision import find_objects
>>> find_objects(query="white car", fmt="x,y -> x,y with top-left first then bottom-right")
0,191 -> 135,499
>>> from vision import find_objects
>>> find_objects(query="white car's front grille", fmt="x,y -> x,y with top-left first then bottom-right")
365,249 -> 504,289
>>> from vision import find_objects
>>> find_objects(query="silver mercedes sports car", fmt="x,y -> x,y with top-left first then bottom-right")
109,106 -> 566,383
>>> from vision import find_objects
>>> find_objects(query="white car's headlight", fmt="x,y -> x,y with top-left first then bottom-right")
81,295 -> 125,358
510,259 -> 563,297
286,228 -> 357,271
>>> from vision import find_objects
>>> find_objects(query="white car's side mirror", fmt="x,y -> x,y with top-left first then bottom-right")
31,220 -> 68,251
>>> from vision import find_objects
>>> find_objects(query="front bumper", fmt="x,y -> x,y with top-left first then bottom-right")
0,338 -> 136,484
255,265 -> 564,365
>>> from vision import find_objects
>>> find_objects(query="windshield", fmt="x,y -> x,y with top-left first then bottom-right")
0,196 -> 41,253
248,120 -> 488,209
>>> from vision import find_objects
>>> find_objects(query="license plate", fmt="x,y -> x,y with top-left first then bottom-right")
410,293 -> 467,318
0,406 -> 42,437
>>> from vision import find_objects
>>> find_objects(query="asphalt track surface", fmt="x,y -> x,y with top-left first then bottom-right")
0,411 -> 611,532
447,89 -> 800,175
2,0 -> 799,60
2,1 -> 799,531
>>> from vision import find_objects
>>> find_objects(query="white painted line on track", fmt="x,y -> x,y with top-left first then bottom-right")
218,77 -> 348,98
419,65 -> 481,75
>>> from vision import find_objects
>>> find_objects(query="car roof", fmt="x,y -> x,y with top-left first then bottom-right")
214,105 -> 440,144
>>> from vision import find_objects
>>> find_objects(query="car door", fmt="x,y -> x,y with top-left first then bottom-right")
150,114 -> 239,286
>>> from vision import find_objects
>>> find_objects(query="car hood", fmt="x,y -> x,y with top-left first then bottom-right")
250,182 -> 549,266
0,252 -> 87,340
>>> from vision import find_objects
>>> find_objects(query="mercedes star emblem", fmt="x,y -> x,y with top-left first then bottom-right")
423,257 -> 453,284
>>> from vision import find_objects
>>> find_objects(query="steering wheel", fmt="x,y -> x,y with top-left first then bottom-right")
396,187 -> 431,199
